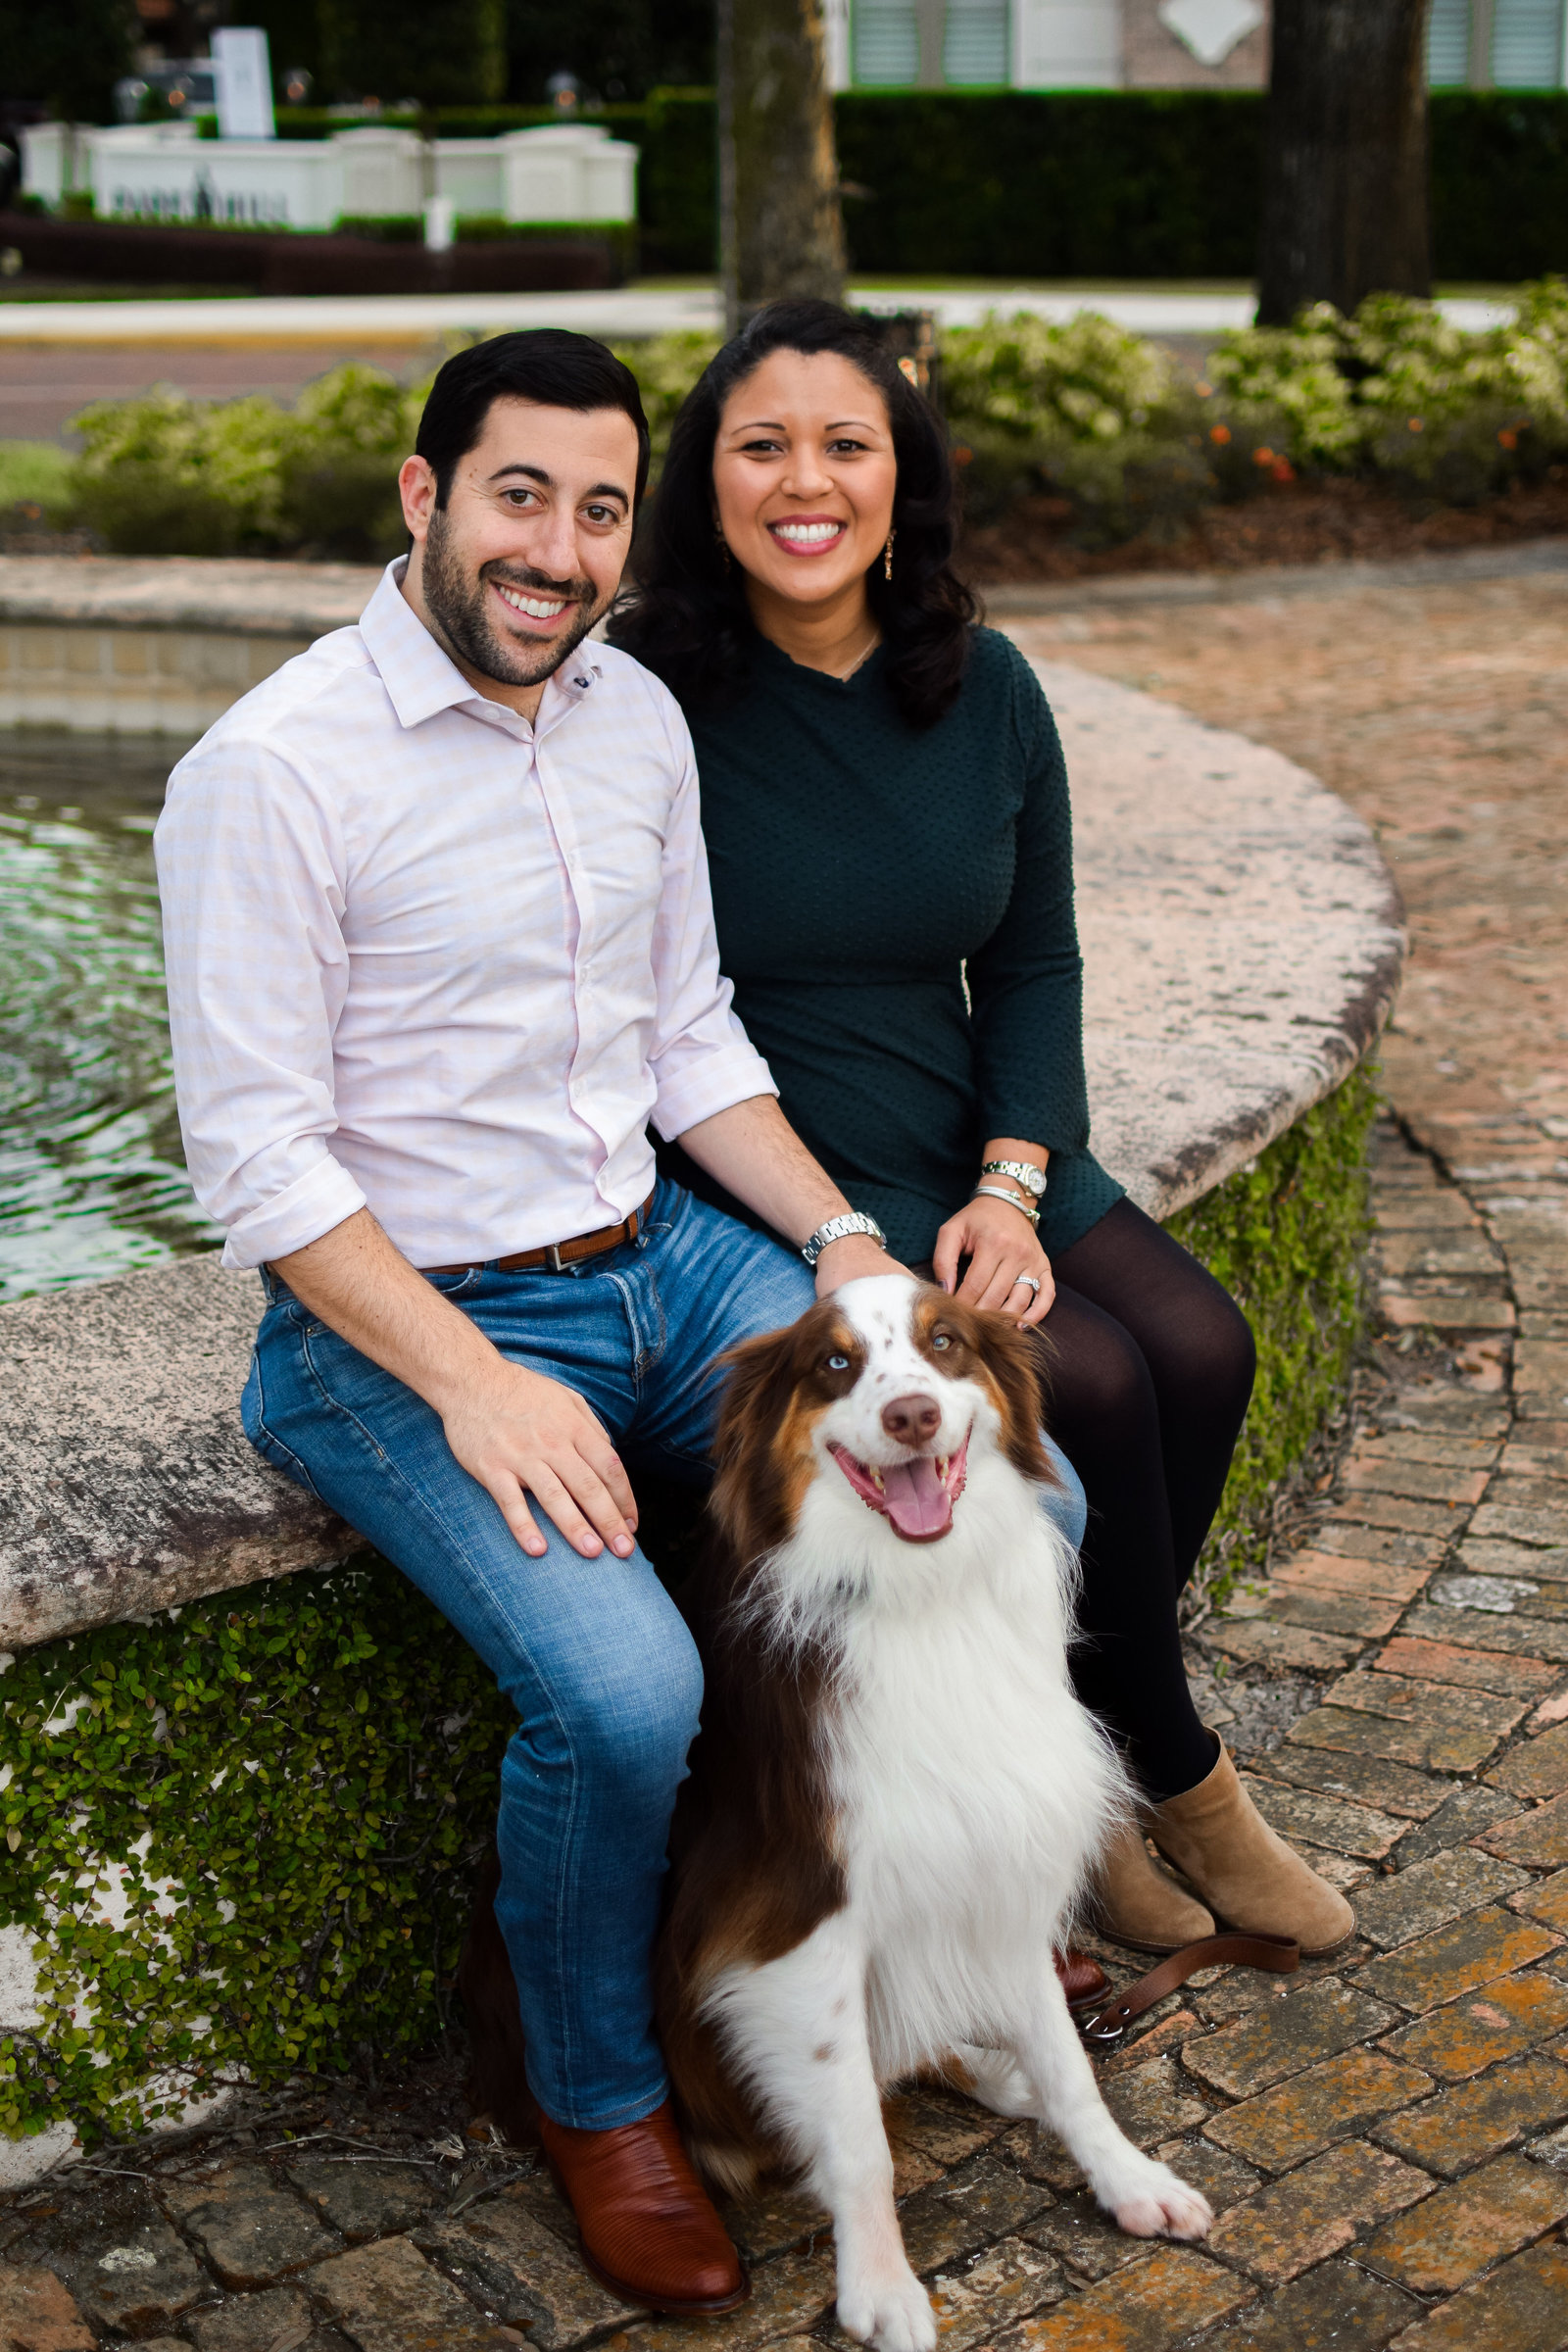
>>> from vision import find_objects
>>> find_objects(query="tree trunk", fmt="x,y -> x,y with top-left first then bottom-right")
732,0 -> 847,308
1256,0 -> 1432,325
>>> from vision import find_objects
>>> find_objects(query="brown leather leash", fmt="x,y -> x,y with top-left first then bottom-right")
1069,1932 -> 1299,2050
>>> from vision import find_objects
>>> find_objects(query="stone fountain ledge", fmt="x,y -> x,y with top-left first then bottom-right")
0,568 -> 1404,1657
0,556 -> 379,737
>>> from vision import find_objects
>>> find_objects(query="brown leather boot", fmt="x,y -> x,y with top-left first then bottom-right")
1088,1819 -> 1217,1953
1150,1742 -> 1355,1957
537,2099 -> 749,2315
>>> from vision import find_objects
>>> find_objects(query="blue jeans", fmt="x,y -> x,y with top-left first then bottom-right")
242,1177 -> 1087,2128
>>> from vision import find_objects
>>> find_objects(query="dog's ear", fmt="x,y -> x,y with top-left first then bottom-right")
986,1317 -> 1056,1484
710,1321 -> 807,1471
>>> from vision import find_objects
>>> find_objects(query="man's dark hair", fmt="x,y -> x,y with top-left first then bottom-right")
415,329 -> 652,509
612,299 -> 975,731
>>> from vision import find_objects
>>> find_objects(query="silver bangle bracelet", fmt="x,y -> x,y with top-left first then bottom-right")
972,1183 -> 1040,1227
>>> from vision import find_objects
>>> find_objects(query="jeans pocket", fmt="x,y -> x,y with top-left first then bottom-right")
424,1268 -> 482,1300
242,1343 -> 324,1498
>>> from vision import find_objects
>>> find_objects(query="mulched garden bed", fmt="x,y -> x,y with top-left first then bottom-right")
960,470 -> 1568,582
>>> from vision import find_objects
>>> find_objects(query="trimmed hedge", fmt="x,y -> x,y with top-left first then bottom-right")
0,1066 -> 1375,2147
37,89 -> 1568,280
627,87 -> 1568,281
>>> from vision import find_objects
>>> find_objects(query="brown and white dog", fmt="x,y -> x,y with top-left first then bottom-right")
658,1274 -> 1211,2352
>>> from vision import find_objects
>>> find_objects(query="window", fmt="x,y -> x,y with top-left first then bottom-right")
944,0 -> 1010,81
1492,0 -> 1565,83
854,0 -> 922,82
1427,0 -> 1471,82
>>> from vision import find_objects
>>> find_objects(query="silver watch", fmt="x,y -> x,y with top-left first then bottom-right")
982,1158 -> 1048,1200
801,1211 -> 888,1268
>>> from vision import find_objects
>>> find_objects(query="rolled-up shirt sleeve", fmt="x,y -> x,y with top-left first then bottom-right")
646,712 -> 777,1142
155,737 -> 368,1268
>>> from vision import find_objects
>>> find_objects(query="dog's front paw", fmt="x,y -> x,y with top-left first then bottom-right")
836,2265 -> 938,2352
1112,2160 -> 1213,2243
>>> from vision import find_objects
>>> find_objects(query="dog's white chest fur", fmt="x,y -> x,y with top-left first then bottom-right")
810,1459 -> 1124,2079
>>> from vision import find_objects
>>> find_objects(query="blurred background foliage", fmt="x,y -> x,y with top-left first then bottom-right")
20,280 -> 1568,562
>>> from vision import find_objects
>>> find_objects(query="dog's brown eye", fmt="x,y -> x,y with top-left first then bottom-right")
825,1352 -> 851,1372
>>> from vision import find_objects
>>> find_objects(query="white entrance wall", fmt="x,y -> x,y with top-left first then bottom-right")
20,120 -> 638,229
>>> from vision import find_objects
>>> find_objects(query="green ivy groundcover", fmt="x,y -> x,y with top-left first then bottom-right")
0,1064 -> 1376,2151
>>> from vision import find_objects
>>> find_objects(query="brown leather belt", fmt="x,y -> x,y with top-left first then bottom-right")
422,1193 -> 656,1279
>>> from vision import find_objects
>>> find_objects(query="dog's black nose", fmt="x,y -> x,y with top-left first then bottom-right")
881,1394 -> 942,1444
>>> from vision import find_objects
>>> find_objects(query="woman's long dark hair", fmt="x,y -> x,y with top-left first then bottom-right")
612,299 -> 977,730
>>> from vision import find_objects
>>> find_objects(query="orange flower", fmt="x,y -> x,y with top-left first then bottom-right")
1209,423 -> 1232,445
1408,417 -> 1424,432
953,443 -> 973,466
1196,380 -> 1212,397
1252,445 -> 1275,466
1271,458 -> 1295,483
1498,428 -> 1518,450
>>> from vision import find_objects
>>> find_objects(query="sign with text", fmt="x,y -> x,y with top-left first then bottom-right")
213,28 -> 275,140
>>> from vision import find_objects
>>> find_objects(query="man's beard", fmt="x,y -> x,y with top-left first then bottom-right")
419,508 -> 608,690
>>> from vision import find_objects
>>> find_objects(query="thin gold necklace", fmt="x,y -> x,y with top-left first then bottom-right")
835,630 -> 881,683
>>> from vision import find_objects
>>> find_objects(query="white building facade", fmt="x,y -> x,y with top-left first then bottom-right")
823,0 -> 1568,89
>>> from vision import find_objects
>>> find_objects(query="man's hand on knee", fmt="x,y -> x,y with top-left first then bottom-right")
443,1361 -> 639,1561
271,1209 -> 638,1562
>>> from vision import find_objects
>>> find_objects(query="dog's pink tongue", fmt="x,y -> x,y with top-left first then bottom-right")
880,1456 -> 954,1541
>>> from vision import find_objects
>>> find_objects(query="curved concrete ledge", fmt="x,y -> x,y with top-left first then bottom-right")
0,643 -> 1404,1655
0,556 -> 378,639
0,557 -> 380,738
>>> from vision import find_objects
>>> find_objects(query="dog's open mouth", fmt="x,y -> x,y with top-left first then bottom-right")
828,1433 -> 970,1543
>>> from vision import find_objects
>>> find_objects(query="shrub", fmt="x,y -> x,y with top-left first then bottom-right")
944,311 -> 1216,542
1207,276 -> 1568,501
0,440 -> 75,521
60,339 -> 716,560
274,363 -> 425,560
610,330 -> 717,470
70,387 -> 291,557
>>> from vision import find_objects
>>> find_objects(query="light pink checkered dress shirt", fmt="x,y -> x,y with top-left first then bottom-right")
155,561 -> 776,1272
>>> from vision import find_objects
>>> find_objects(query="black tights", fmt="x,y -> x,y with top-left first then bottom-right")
1034,1198 -> 1256,1803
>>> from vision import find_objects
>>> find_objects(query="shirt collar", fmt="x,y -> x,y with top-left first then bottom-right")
357,558 -> 601,736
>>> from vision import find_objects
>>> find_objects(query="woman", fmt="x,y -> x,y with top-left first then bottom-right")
613,300 -> 1351,1957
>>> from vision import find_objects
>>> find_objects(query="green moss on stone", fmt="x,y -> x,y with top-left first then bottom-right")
1168,1060 -> 1379,1598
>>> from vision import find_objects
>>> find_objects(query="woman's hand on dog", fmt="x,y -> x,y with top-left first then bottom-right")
932,1194 -> 1055,1327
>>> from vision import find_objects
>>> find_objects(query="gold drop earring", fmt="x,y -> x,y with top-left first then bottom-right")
883,529 -> 896,582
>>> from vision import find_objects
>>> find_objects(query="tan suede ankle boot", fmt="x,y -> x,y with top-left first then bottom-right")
1088,1819 -> 1216,1953
1150,1742 -> 1355,1957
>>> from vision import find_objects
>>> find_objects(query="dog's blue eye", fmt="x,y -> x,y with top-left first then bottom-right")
826,1353 -> 851,1372
931,1332 -> 953,1349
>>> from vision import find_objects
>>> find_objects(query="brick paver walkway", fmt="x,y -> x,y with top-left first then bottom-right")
5,564 -> 1568,2348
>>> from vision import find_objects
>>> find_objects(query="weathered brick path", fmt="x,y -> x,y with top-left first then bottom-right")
5,561 -> 1568,2348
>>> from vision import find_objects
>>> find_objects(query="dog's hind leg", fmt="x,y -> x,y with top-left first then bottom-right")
707,1913 -> 936,2352
942,2044 -> 1037,2118
1010,1970 -> 1213,2242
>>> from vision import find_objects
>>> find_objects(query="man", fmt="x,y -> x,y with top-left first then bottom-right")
155,330 -> 893,2314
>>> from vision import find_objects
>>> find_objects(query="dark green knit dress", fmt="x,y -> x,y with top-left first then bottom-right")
668,623 -> 1122,1265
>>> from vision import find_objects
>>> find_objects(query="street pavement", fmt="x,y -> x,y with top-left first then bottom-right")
0,282 -> 1513,346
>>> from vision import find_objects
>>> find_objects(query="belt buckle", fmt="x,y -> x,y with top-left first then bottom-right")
547,1245 -> 564,1274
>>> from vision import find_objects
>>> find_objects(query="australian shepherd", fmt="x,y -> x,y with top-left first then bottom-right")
657,1274 -> 1212,2352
